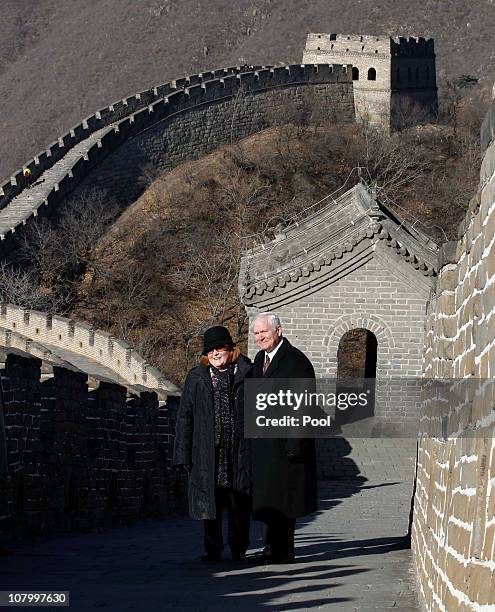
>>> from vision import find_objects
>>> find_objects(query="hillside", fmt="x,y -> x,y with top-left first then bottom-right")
7,115 -> 475,384
0,0 -> 494,180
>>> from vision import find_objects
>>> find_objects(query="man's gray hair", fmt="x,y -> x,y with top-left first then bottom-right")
251,312 -> 282,330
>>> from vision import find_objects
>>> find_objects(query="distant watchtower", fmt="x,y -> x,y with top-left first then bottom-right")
303,33 -> 437,129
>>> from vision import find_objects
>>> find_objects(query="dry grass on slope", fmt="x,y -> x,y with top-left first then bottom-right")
1,0 -> 494,182
65,117 -> 479,384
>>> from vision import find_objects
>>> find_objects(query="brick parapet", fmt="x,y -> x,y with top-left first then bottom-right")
0,351 -> 182,540
481,97 -> 495,158
0,304 -> 178,394
0,64 -> 354,251
412,102 -> 495,608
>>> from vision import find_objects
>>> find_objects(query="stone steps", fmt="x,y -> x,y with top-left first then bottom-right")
0,125 -> 113,237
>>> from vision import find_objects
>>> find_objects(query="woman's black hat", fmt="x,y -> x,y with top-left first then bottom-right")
202,326 -> 235,354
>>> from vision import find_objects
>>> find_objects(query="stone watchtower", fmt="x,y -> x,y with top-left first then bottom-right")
303,33 -> 438,129
240,183 -> 438,431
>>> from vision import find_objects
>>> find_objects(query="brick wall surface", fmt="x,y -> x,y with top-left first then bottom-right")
0,351 -> 184,542
411,102 -> 495,609
67,81 -> 354,212
303,33 -> 437,129
248,242 -> 429,425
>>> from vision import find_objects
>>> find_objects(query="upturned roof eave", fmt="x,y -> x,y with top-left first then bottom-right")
240,182 -> 439,302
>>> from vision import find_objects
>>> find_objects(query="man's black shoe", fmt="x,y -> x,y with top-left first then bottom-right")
247,549 -> 295,564
247,550 -> 270,564
231,549 -> 247,562
201,553 -> 222,562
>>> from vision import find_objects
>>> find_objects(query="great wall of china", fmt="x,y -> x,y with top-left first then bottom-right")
0,64 -> 354,253
410,92 -> 495,609
0,304 -> 178,394
0,33 -> 494,607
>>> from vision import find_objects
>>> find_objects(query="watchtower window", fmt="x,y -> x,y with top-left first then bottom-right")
329,33 -> 337,40
360,36 -> 363,42
352,67 -> 360,81
331,44 -> 334,49
367,67 -> 376,81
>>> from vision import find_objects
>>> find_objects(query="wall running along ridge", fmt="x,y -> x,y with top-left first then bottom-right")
0,67 -> 266,207
0,351 -> 183,540
0,64 -> 354,255
411,93 -> 495,609
0,304 -> 177,393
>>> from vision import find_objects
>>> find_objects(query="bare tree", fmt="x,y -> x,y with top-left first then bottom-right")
0,262 -> 70,312
439,75 -> 479,152
22,189 -> 122,299
357,124 -> 429,202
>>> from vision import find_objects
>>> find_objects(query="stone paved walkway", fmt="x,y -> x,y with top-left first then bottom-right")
0,478 -> 418,611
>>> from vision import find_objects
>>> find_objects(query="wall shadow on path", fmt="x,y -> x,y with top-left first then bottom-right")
0,435 -> 410,611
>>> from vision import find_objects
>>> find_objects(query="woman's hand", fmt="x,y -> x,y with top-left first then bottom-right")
177,464 -> 192,473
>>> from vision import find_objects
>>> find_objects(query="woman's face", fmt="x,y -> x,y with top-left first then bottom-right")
207,345 -> 230,369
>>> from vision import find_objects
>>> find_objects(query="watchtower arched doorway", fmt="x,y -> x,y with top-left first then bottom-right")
335,328 -> 377,426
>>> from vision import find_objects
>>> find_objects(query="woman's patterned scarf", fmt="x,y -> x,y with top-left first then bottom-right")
210,363 -> 236,488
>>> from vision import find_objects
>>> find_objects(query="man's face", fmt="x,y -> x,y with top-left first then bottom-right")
253,317 -> 282,352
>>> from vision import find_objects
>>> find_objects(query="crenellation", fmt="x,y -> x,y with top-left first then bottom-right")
412,102 -> 495,606
304,32 -> 437,129
391,36 -> 435,57
0,350 -> 183,538
0,305 -> 178,393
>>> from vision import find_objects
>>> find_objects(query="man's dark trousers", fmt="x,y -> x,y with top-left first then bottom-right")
264,510 -> 296,559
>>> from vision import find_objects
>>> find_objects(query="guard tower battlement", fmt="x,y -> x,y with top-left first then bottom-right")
390,36 -> 435,57
303,33 -> 438,129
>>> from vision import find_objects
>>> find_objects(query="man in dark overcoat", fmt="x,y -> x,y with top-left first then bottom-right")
250,312 -> 317,563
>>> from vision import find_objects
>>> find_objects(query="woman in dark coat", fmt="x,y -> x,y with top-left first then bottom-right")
174,325 -> 252,561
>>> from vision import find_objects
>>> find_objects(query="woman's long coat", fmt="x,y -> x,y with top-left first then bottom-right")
173,355 -> 252,520
251,338 -> 317,519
